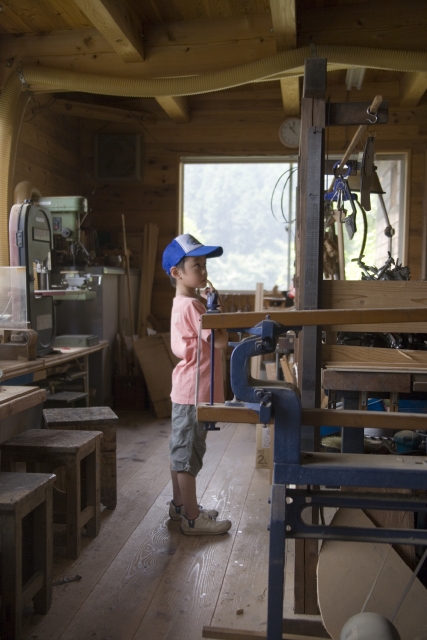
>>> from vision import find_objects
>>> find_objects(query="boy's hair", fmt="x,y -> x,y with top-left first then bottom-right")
169,256 -> 187,287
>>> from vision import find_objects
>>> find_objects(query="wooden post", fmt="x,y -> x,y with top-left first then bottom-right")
294,56 -> 327,616
121,214 -> 136,338
250,283 -> 264,380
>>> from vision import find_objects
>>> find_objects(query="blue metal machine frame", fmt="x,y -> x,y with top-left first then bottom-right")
223,317 -> 427,640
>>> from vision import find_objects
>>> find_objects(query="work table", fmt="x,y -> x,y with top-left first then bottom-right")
0,340 -> 108,382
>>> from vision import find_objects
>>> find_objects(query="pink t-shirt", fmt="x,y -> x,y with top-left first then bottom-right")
170,295 -> 224,405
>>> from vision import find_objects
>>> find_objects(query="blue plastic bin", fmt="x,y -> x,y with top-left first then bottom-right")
398,399 -> 427,414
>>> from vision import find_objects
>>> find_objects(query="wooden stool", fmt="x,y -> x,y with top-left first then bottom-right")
0,471 -> 55,640
43,407 -> 119,509
0,429 -> 102,559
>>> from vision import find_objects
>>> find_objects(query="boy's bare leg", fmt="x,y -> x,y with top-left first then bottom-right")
171,468 -> 183,505
177,471 -> 200,520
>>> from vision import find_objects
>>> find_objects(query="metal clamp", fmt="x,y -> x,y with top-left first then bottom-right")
16,68 -> 29,89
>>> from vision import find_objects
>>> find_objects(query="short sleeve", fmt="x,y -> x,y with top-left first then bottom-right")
187,299 -> 211,343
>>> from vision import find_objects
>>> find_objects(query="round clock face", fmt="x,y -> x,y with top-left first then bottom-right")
279,118 -> 301,148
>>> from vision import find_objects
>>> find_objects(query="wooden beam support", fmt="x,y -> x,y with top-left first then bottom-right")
270,0 -> 300,115
49,98 -> 156,123
200,308 -> 427,330
155,96 -> 190,123
400,71 -> 427,107
269,0 -> 296,50
0,15 -> 275,88
70,0 -> 144,62
280,77 -> 300,116
196,404 -> 427,431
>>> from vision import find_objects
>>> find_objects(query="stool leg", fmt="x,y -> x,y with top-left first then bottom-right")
1,451 -> 14,472
33,488 -> 53,614
65,457 -> 81,559
1,512 -> 23,640
85,446 -> 101,538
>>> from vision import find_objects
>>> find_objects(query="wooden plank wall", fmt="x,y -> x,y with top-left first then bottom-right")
79,77 -> 427,328
13,74 -> 427,329
14,101 -> 81,198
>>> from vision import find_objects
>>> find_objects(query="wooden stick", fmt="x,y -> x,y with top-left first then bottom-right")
337,95 -> 382,172
200,307 -> 427,330
196,403 -> 427,431
121,214 -> 135,338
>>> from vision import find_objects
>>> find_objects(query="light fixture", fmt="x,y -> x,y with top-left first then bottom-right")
345,68 -> 366,91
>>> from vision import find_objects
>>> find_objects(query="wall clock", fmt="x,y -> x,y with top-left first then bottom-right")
279,117 -> 301,148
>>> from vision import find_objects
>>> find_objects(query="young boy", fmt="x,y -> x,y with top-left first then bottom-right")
162,233 -> 232,535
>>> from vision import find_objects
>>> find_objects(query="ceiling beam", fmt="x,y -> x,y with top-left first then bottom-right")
155,96 -> 190,123
70,0 -> 144,62
0,15 -> 275,88
48,98 -> 156,123
269,0 -> 300,116
400,72 -> 427,108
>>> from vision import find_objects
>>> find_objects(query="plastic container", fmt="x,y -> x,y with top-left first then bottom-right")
398,399 -> 427,414
367,398 -> 385,412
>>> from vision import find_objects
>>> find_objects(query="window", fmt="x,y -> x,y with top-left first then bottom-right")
181,159 -> 297,291
181,154 -> 407,288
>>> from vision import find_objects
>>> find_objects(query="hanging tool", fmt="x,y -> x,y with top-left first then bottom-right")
325,162 -> 358,240
360,136 -> 376,210
336,95 -> 383,173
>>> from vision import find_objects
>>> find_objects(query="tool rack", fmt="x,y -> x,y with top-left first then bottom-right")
199,307 -> 427,640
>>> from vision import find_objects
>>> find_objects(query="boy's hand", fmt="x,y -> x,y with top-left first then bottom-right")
200,279 -> 215,300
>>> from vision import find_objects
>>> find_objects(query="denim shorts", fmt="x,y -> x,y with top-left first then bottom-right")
170,403 -> 207,477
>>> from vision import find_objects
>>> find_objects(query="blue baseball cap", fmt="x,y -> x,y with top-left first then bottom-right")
162,233 -> 223,275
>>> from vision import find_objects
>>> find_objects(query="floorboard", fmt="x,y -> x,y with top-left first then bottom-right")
210,467 -> 271,634
20,410 -> 277,640
132,423 -> 257,640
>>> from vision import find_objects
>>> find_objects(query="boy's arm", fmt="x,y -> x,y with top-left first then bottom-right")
212,328 -> 228,350
203,285 -> 228,349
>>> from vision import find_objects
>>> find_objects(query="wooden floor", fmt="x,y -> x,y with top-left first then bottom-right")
22,409 -> 296,640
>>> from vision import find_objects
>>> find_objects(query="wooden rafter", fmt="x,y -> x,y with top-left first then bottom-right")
269,0 -> 300,116
155,96 -> 190,123
49,98 -> 156,123
400,71 -> 427,108
70,0 -> 144,62
0,15 -> 276,89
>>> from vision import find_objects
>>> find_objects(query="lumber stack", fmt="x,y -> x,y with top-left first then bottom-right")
134,333 -> 179,418
137,223 -> 159,337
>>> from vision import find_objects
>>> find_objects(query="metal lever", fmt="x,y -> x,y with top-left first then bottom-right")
204,289 -> 221,431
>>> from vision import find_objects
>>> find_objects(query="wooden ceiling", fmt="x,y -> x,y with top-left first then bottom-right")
1,0 -> 427,122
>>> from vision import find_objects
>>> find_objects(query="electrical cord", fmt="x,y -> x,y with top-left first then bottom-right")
390,546 -> 427,622
271,167 -> 297,225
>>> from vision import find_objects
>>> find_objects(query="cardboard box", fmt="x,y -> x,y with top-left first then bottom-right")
134,333 -> 178,418
256,423 -> 273,470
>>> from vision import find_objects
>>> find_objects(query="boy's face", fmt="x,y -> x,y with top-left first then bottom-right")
173,255 -> 208,290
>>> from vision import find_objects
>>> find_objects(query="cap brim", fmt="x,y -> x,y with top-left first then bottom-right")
187,246 -> 223,259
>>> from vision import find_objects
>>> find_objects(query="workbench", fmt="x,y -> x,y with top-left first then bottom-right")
199,307 -> 427,640
323,366 -> 427,453
0,340 -> 108,384
0,386 -> 47,442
